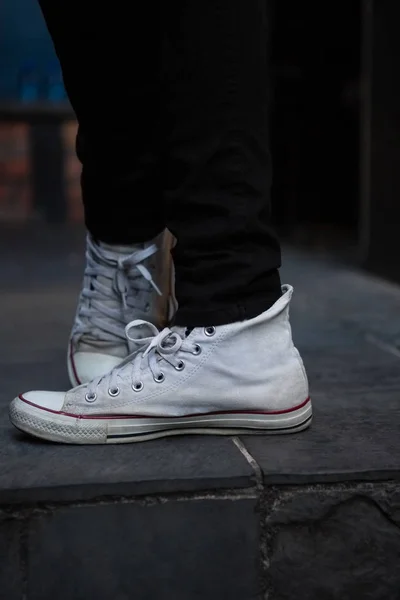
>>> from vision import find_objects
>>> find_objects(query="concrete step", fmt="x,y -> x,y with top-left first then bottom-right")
0,226 -> 399,600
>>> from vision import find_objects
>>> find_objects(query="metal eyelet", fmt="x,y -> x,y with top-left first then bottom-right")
154,372 -> 165,383
132,381 -> 144,392
204,326 -> 216,337
85,392 -> 97,403
108,387 -> 120,397
175,360 -> 185,371
192,344 -> 202,355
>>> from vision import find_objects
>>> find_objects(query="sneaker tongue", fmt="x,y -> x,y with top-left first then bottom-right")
98,240 -> 145,255
95,240 -> 151,307
96,242 -> 137,309
81,242 -> 141,354
95,241 -> 148,312
93,244 -> 125,309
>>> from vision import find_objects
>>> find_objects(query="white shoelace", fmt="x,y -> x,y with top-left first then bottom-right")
73,238 -> 162,344
86,320 -> 199,400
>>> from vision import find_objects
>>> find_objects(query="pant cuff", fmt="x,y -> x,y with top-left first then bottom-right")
173,289 -> 282,327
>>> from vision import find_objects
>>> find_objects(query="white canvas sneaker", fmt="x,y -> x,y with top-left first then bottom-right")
10,285 -> 312,444
68,232 -> 175,386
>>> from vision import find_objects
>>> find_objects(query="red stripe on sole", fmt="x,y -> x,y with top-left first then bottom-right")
18,394 -> 311,420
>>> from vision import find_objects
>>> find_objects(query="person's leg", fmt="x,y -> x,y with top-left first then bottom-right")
38,0 -> 164,243
38,0 -> 172,385
11,0 -> 312,443
162,0 -> 281,326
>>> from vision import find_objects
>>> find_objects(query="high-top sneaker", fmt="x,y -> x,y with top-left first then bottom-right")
11,285 -> 312,444
68,232 -> 175,386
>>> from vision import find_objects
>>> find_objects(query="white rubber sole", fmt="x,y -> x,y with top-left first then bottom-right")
10,395 -> 312,445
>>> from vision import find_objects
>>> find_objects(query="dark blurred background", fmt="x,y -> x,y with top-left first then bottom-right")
0,0 -> 399,282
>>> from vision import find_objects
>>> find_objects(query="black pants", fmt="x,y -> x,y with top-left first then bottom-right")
38,0 -> 282,327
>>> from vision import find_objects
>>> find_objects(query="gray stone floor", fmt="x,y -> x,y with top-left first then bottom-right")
1,224 -> 399,600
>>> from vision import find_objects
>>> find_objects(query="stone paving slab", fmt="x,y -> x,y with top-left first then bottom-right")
262,482 -> 400,600
27,498 -> 261,600
242,389 -> 400,484
0,420 -> 255,503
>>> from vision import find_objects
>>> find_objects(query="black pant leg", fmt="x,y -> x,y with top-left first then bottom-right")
38,0 -> 165,243
162,0 -> 282,326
